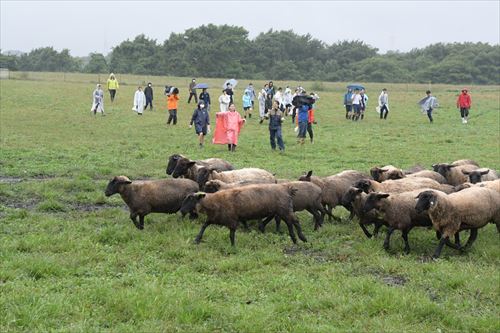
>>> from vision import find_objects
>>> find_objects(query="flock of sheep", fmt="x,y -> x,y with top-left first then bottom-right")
105,155 -> 499,259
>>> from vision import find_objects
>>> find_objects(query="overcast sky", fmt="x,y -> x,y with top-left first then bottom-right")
1,0 -> 499,56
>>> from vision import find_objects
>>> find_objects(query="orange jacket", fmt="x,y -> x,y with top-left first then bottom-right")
296,109 -> 315,124
167,94 -> 179,110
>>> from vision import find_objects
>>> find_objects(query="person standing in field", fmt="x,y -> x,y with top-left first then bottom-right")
242,90 -> 253,119
218,90 -> 230,112
283,86 -> 293,116
274,87 -> 284,110
144,82 -> 154,111
199,88 -> 211,112
258,89 -> 266,123
296,100 -> 311,145
378,88 -> 389,119
351,89 -> 362,121
133,86 -> 146,116
344,88 -> 353,119
359,89 -> 368,120
457,88 -> 472,124
266,100 -> 285,152
245,83 -> 256,108
91,84 -> 105,116
224,83 -> 234,104
190,101 -> 210,148
188,78 -> 198,104
107,73 -> 119,102
266,81 -> 276,98
420,90 -> 438,123
213,103 -> 245,152
166,88 -> 180,125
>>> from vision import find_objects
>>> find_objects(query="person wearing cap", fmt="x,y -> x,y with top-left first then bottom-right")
378,88 -> 389,119
107,73 -> 119,102
91,84 -> 105,116
190,101 -> 210,148
144,83 -> 154,110
457,88 -> 472,124
188,78 -> 198,104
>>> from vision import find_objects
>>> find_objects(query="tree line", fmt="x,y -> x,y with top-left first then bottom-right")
1,24 -> 499,84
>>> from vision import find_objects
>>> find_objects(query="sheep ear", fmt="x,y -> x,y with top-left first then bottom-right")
356,188 -> 363,194
380,168 -> 388,173
461,170 -> 470,175
431,164 -> 436,169
378,193 -> 390,199
448,164 -> 458,169
306,170 -> 313,177
480,169 -> 490,175
187,161 -> 197,167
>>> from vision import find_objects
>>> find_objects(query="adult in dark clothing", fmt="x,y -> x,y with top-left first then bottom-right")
224,83 -> 234,104
189,101 -> 210,148
188,78 -> 198,103
144,83 -> 154,110
266,81 -> 276,98
266,101 -> 285,151
260,93 -> 274,124
198,88 -> 211,112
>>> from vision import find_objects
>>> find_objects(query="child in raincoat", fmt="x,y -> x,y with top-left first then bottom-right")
213,103 -> 245,152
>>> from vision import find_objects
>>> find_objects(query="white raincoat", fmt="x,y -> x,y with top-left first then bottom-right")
133,89 -> 146,114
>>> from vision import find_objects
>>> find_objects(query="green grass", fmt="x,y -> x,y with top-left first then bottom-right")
1,72 -> 499,332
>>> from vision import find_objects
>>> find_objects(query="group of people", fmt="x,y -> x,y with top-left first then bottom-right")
418,88 -> 472,124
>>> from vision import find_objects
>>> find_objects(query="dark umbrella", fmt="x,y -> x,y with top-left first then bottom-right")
347,83 -> 365,91
194,83 -> 209,89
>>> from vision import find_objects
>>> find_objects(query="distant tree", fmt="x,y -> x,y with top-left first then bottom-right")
0,51 -> 18,70
18,47 -> 80,72
109,34 -> 162,75
84,53 -> 108,73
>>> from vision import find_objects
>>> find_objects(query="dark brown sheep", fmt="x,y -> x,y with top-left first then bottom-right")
170,156 -> 234,180
362,189 -> 435,254
462,168 -> 498,184
415,187 -> 500,258
105,176 -> 199,229
179,184 -> 307,246
432,163 -> 479,186
341,187 -> 385,238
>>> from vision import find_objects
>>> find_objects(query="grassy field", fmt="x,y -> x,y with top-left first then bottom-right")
1,72 -> 499,332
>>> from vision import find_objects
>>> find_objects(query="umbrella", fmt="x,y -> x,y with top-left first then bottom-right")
194,83 -> 209,89
347,83 -> 365,91
222,79 -> 238,89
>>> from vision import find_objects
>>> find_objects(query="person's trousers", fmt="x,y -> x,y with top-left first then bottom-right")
188,92 -> 198,103
460,107 -> 469,118
167,109 -> 177,125
270,128 -> 285,150
380,105 -> 389,119
109,89 -> 116,102
427,108 -> 433,122
145,97 -> 153,110
307,123 -> 314,140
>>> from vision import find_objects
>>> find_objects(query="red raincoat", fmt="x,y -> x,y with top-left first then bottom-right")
213,111 -> 245,145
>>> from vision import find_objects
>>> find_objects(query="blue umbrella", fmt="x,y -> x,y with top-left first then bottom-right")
194,83 -> 209,89
347,83 -> 365,91
222,79 -> 238,89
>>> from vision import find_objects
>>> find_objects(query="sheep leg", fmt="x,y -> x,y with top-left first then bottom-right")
241,220 -> 250,231
383,227 -> 395,251
194,221 -> 210,244
433,236 -> 449,259
258,216 -> 275,233
462,228 -> 478,250
306,208 -> 322,230
284,221 -> 297,244
347,209 -> 355,221
130,212 -> 142,230
359,223 -> 373,238
373,223 -> 382,237
402,229 -> 411,254
229,228 -> 236,246
138,215 -> 145,230
274,216 -> 282,233
292,220 -> 308,242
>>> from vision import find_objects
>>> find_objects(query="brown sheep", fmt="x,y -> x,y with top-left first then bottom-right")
406,170 -> 447,184
370,165 -> 404,182
170,156 -> 234,180
298,170 -> 369,221
462,168 -> 498,184
432,163 -> 479,186
196,167 -> 275,190
354,177 -> 455,195
362,189 -> 436,254
105,176 -> 199,229
415,187 -> 500,258
203,178 -> 276,193
179,184 -> 307,246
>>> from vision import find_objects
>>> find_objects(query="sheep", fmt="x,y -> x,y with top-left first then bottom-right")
166,154 -> 185,175
362,189 -> 437,254
298,170 -> 369,221
406,170 -> 448,184
432,163 -> 479,186
370,165 -> 404,182
196,167 -> 275,190
462,168 -> 498,184
354,177 -> 455,195
259,181 -> 327,232
170,156 -> 234,180
415,187 -> 500,258
341,186 -> 385,238
203,178 -> 276,193
453,179 -> 500,193
179,184 -> 307,246
104,176 -> 199,229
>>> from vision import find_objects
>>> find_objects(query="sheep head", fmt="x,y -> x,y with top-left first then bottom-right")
172,158 -> 197,178
105,176 -> 132,197
415,190 -> 437,213
341,186 -> 363,208
196,167 -> 214,189
354,179 -> 372,193
166,153 -> 184,175
362,192 -> 390,214
204,180 -> 222,193
298,170 -> 313,182
180,192 -> 206,217
463,169 -> 490,184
